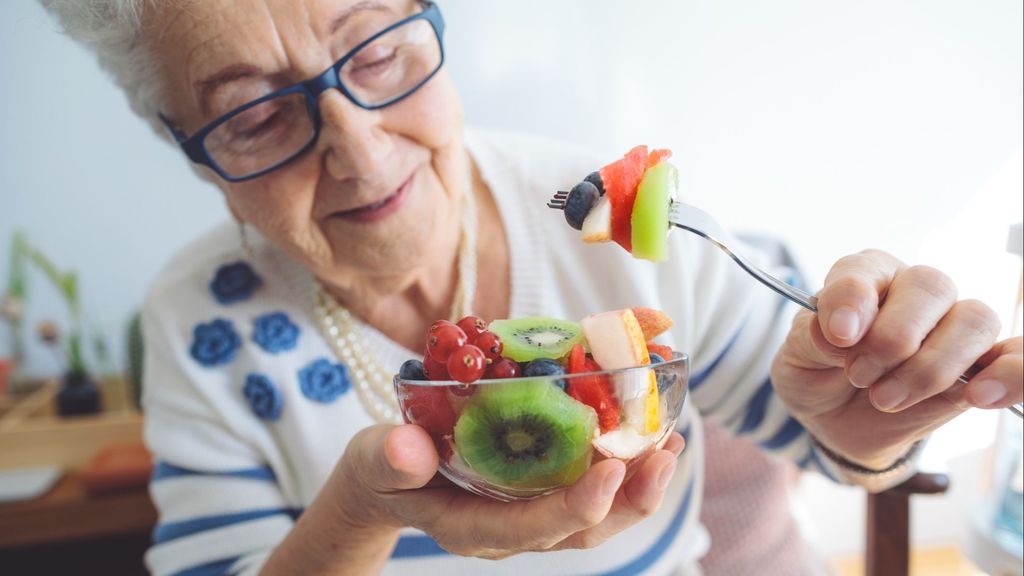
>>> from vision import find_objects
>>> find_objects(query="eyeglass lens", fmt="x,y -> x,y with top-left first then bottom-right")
204,17 -> 440,179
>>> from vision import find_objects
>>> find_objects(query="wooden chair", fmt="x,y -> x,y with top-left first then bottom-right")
865,472 -> 950,576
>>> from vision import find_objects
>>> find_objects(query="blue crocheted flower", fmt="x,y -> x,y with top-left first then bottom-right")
190,318 -> 241,367
252,311 -> 300,354
243,373 -> 283,421
298,358 -> 350,403
209,261 -> 263,305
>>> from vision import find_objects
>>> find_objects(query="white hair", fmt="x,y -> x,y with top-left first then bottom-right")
39,0 -> 172,140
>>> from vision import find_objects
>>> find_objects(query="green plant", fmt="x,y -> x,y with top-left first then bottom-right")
2,231 -> 89,377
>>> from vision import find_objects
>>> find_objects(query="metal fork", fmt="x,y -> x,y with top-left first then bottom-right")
548,192 -> 1024,419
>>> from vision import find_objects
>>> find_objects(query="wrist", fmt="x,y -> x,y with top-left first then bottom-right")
811,436 -> 923,493
261,468 -> 401,576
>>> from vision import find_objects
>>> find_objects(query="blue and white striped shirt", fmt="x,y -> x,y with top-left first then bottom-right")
141,129 -> 882,576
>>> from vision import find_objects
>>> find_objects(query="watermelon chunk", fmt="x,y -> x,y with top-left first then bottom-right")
566,344 -> 621,432
647,148 -> 672,168
599,145 -> 648,252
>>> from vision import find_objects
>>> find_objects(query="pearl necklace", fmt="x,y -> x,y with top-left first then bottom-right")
313,171 -> 477,424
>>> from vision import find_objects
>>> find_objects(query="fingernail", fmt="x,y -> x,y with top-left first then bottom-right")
602,466 -> 626,498
970,379 -> 1006,407
849,356 -> 884,388
873,381 -> 908,411
657,460 -> 677,490
829,307 -> 860,341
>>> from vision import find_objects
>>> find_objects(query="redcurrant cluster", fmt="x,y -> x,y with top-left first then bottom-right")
422,316 -> 520,385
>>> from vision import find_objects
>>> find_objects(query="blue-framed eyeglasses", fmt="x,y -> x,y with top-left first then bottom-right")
160,1 -> 445,182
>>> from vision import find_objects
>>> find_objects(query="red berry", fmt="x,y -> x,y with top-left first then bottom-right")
474,331 -> 503,362
423,353 -> 450,381
426,320 -> 467,363
456,315 -> 488,340
446,344 -> 486,384
450,383 -> 477,397
400,383 -> 457,449
484,357 -> 520,379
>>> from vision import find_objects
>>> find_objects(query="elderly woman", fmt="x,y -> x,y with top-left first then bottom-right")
40,1 -> 1023,575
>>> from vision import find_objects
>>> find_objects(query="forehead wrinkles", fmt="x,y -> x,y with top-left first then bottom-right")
155,0 -> 324,117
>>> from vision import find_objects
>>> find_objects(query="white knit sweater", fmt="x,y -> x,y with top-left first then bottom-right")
141,128 -> 888,576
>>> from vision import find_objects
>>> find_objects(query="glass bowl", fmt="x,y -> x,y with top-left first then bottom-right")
393,353 -> 688,501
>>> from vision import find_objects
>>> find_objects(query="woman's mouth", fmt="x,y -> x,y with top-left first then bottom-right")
332,173 -> 414,224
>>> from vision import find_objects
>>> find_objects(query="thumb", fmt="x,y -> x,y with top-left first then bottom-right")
348,424 -> 439,493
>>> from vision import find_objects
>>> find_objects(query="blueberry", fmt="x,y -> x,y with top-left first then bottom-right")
523,358 -> 567,391
656,372 -> 675,394
649,353 -> 665,364
584,171 -> 605,196
564,180 -> 600,231
399,359 -> 427,381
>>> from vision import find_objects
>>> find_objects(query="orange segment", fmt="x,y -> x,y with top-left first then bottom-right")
644,370 -> 660,433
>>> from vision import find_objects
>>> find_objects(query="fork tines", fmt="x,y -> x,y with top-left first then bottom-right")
547,190 -> 570,210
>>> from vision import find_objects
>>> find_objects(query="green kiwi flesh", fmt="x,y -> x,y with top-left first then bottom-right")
454,380 -> 597,489
631,161 -> 676,262
488,317 -> 583,362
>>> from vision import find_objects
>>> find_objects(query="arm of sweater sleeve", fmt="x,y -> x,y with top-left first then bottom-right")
141,299 -> 296,576
664,231 -> 918,492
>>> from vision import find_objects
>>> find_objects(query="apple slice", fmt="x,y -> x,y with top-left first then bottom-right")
581,195 -> 612,243
580,309 -> 649,370
580,309 -> 661,433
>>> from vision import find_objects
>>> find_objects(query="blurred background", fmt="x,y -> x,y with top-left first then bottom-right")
1,0 -> 1021,574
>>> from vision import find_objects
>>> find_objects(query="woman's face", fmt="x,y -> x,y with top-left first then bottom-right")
153,0 -> 465,287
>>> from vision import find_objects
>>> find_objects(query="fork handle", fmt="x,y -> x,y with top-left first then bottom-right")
669,219 -> 819,311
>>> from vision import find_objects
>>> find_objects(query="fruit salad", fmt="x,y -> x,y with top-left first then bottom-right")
563,145 -> 678,262
393,309 -> 688,501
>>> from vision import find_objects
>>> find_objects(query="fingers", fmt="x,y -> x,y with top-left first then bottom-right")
815,254 -> 1008,414
551,441 -> 681,551
836,263 -> 955,388
359,432 -> 687,558
867,298 -> 1000,412
817,250 -> 905,346
662,431 -> 687,456
398,456 -> 626,555
348,424 -> 439,493
964,337 -> 1024,409
846,265 -> 959,390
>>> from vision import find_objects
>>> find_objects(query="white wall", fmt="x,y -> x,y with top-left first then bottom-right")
2,0 -> 1021,561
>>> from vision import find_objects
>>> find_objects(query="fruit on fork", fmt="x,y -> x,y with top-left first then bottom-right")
557,145 -> 678,262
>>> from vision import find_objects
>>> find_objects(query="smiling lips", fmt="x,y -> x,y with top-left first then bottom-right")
332,173 -> 414,223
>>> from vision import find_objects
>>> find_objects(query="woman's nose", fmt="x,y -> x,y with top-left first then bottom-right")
315,90 -> 392,181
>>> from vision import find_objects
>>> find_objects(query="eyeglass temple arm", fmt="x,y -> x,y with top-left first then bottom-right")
158,112 -> 189,144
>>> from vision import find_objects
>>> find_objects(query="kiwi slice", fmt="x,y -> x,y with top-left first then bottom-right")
454,380 -> 597,489
631,161 -> 677,262
488,317 -> 582,362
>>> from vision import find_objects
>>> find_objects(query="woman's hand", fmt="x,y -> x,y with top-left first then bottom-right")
771,249 -> 1023,469
337,424 -> 684,560
264,423 -> 682,575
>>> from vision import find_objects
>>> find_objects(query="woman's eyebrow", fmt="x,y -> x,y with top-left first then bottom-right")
327,0 -> 389,37
193,1 -> 391,116
196,63 -> 262,116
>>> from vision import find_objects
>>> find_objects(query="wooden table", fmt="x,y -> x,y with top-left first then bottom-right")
0,379 -> 156,574
0,471 -> 156,549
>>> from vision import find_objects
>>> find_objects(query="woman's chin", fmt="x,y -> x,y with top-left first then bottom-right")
323,210 -> 436,275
